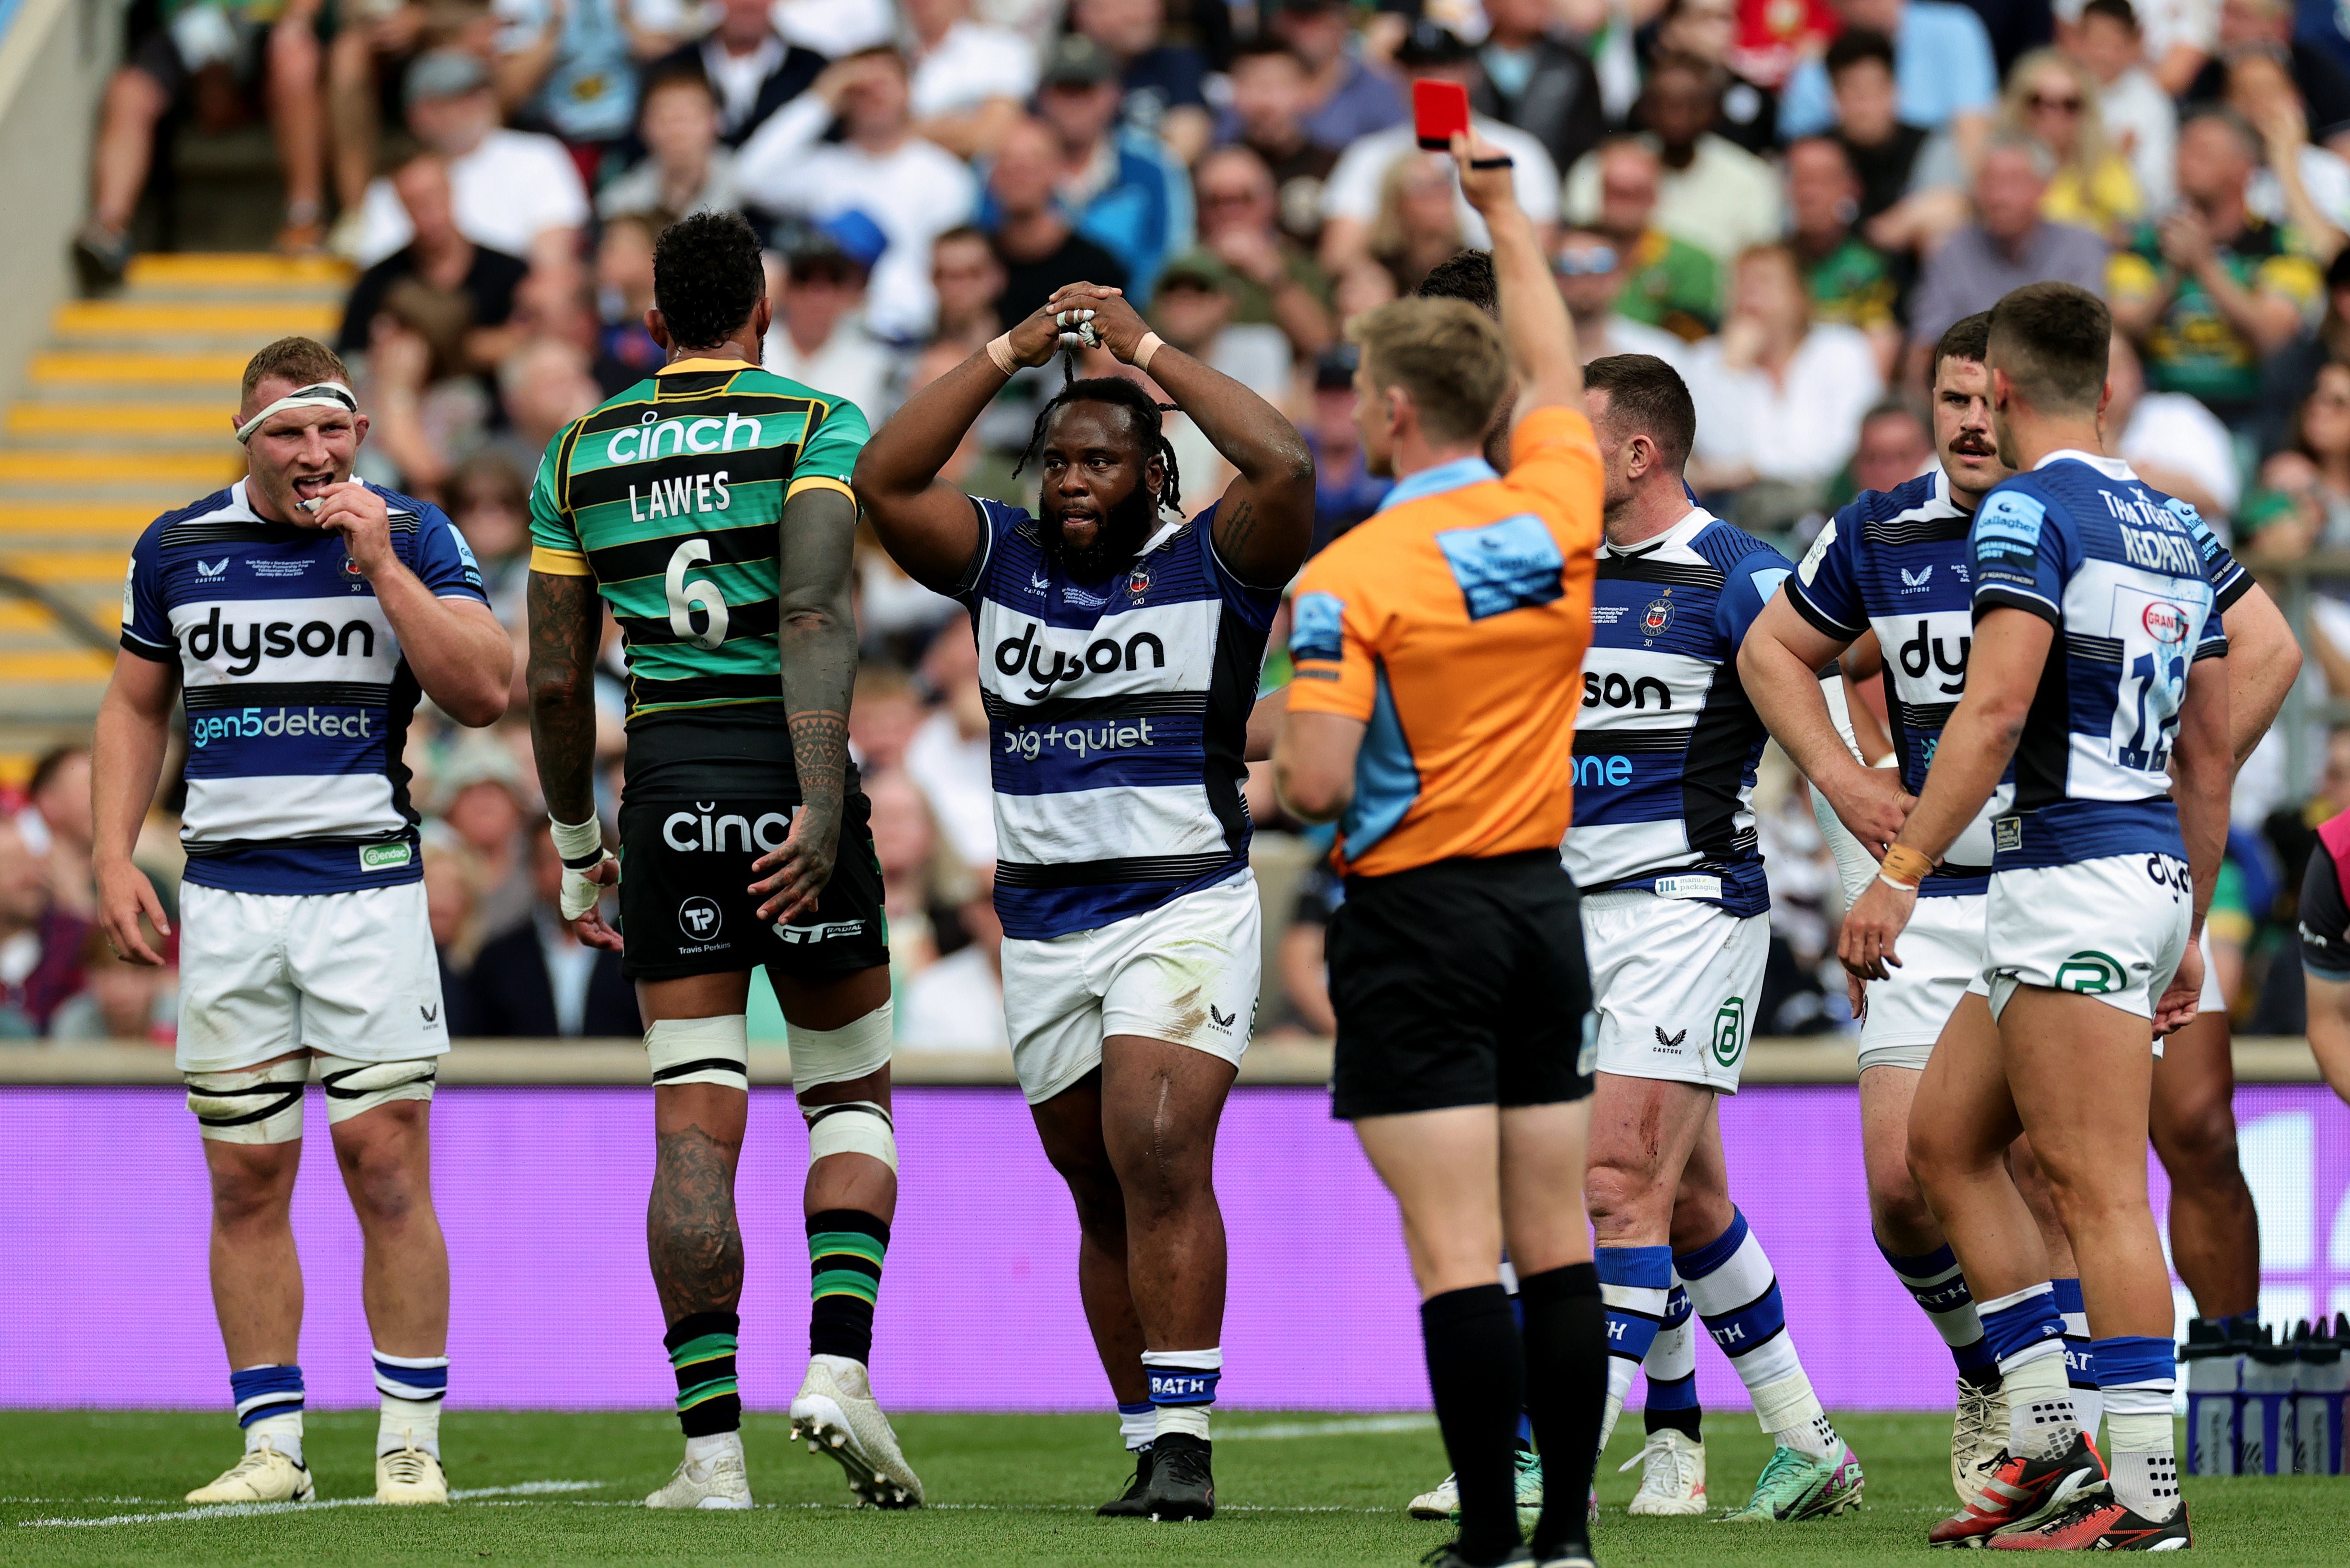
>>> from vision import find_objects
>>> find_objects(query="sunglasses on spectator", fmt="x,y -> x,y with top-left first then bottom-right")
1553,247 -> 1619,276
2027,93 -> 2085,114
1199,187 -> 1259,207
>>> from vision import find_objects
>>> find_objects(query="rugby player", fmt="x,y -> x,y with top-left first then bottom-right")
525,212 -> 915,1510
96,336 -> 511,1505
854,264 -> 1312,1518
1843,282 -> 2231,1550
1566,353 -> 1863,1524
1273,131 -> 1607,1568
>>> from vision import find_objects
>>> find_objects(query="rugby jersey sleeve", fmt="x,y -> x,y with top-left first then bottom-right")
1284,547 -> 1379,723
2195,604 -> 2229,663
410,501 -> 490,604
119,523 -> 174,664
1786,500 -> 1868,639
2301,826 -> 2350,979
1718,545 -> 1796,648
1969,483 -> 2069,627
789,397 -> 869,503
2171,496 -> 2252,613
527,428 -> 591,577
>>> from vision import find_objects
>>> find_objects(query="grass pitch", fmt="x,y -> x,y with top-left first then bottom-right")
3,1409 -> 2345,1566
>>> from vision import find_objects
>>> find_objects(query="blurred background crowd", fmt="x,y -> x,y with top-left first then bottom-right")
35,0 -> 2350,1046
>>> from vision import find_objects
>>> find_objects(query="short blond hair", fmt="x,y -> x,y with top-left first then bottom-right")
241,336 -> 350,402
1347,297 -> 1509,444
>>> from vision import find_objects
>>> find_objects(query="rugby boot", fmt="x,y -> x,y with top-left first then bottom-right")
1987,1488 -> 2190,1551
1098,1445 -> 1154,1516
1409,1471 -> 1461,1519
645,1434 -> 751,1509
1719,1437 -> 1864,1522
375,1437 -> 449,1504
1623,1428 -> 1708,1515
1418,1543 -> 1534,1567
791,1355 -> 924,1507
1927,1432 -> 2106,1547
1143,1430 -> 1215,1520
1509,1448 -> 1544,1535
185,1437 -> 313,1504
1952,1378 -> 2009,1505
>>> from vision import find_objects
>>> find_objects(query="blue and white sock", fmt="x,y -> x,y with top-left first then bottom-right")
230,1363 -> 304,1465
1640,1278 -> 1702,1441
2097,1335 -> 2180,1521
1143,1348 -> 1220,1443
1116,1400 -> 1155,1452
374,1349 -> 447,1459
1879,1241 -> 1998,1387
1596,1244 -> 1672,1452
1678,1209 -> 1836,1459
1977,1282 -> 2074,1460
2051,1278 -> 2100,1438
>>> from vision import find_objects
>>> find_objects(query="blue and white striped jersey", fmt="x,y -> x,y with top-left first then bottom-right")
1558,508 -> 1791,917
1969,450 -> 2229,870
119,479 -> 488,894
951,498 -> 1280,941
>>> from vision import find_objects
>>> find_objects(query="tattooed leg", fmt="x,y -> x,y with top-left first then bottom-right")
649,1089 -> 749,1320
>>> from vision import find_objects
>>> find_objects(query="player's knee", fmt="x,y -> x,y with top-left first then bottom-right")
1583,1158 -> 1663,1238
1869,1172 -> 1939,1248
2156,1093 -> 2241,1179
208,1151 -> 296,1224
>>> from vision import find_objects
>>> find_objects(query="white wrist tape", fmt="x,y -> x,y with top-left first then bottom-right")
550,813 -> 614,921
985,333 -> 1021,375
1133,331 -> 1165,372
646,1014 -> 751,1093
235,381 -> 357,444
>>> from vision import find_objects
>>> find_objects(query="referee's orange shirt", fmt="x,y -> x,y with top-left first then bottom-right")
1287,405 -> 1603,879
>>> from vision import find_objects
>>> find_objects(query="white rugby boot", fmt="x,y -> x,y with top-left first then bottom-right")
376,1436 -> 449,1503
1952,1377 -> 2009,1505
645,1432 -> 753,1509
186,1437 -> 314,1504
1407,1471 -> 1458,1519
1621,1428 -> 1708,1515
790,1355 -> 924,1507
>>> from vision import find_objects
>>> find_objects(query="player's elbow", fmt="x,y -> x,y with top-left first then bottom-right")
440,678 -> 509,729
1273,754 -> 1350,824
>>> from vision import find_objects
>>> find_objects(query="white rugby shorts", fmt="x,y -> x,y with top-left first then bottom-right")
175,881 -> 450,1073
1001,873 -> 1260,1105
1858,893 -> 1987,1073
1969,853 -> 2194,1026
2196,924 -> 2223,1015
1584,889 -> 1765,1092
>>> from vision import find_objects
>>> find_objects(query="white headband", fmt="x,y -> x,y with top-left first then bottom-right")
236,382 -> 358,445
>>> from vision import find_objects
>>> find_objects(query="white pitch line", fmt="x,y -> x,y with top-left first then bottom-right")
1218,1415 -> 1436,1441
19,1479 -> 602,1529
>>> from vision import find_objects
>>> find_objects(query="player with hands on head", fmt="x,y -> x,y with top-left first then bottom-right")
856,248 -> 1315,1522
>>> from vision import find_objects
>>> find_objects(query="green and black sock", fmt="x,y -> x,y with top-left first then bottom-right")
809,1209 -> 890,1363
664,1311 -> 740,1437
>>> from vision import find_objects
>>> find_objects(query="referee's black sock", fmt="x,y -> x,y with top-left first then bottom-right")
1519,1262 -> 1606,1558
1421,1284 -> 1523,1564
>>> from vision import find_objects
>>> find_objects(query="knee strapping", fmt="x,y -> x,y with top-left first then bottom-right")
785,1002 -> 893,1090
804,1100 -> 897,1170
186,1062 -> 308,1144
317,1056 -> 437,1124
646,1015 -> 750,1092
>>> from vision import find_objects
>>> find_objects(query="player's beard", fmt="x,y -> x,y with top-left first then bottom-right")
1042,482 -> 1158,582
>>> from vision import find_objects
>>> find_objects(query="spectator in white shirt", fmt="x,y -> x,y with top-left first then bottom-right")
1564,52 -> 1782,266
1552,227 -> 1692,366
2067,0 -> 2179,214
1685,244 -> 1886,509
904,624 -> 998,872
761,229 -> 896,423
899,874 -> 1008,1051
1318,22 -> 1560,274
596,68 -> 740,225
2105,327 -> 2241,519
904,0 -> 1040,158
737,46 -> 979,342
641,0 -> 826,146
351,49 -> 588,272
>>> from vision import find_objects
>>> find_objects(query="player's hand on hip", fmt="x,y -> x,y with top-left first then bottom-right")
96,858 -> 170,966
1449,129 -> 1514,215
1045,283 -> 1150,364
308,480 -> 397,578
2152,938 -> 2204,1037
751,802 -> 840,925
1827,766 -> 1916,858
560,853 -> 621,949
1838,875 -> 1914,981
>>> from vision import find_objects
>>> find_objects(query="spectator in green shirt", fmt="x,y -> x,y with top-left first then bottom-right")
1785,135 -> 1902,372
2109,106 -> 2324,427
1588,137 -> 1720,340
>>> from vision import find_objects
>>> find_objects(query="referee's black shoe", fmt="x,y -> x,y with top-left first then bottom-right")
1419,1544 -> 1534,1567
1143,1432 -> 1215,1520
1097,1446 -> 1153,1516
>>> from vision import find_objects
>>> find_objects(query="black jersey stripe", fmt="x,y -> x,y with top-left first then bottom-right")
563,442 -> 799,514
572,387 -> 819,437
625,671 -> 781,710
1572,726 -> 1692,754
1863,514 -> 1971,547
614,598 -> 783,647
2065,631 -> 2127,664
994,851 -> 1241,889
982,691 -> 1210,723
581,520 -> 785,587
184,681 -> 392,710
1598,556 -> 1725,589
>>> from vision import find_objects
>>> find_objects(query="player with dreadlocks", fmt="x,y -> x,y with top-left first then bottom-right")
856,283 -> 1314,1521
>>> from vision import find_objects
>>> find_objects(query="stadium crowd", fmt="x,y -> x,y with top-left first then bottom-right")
40,0 -> 2350,1045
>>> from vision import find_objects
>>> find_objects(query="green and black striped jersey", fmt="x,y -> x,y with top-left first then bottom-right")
527,357 -> 869,727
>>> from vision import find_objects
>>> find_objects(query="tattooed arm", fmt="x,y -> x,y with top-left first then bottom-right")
526,567 -> 621,949
751,485 -> 860,924
1044,283 -> 1315,588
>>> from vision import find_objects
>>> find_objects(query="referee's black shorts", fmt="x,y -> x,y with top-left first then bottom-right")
1327,849 -> 1594,1120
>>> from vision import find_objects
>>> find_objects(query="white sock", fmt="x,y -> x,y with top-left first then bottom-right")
1679,1214 -> 1836,1456
246,1412 -> 303,1467
685,1430 -> 742,1466
377,1395 -> 442,1459
1598,1350 -> 1640,1455
2106,1411 -> 2180,1521
2000,1347 -> 2077,1461
1142,1348 -> 1220,1444
1752,1369 -> 1838,1460
1117,1402 -> 1156,1450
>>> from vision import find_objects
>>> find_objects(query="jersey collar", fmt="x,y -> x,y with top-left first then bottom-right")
2034,446 -> 2136,482
657,357 -> 749,375
1377,454 -> 1499,512
1602,504 -> 1715,557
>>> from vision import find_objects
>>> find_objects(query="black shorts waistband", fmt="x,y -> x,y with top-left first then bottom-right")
1342,847 -> 1571,900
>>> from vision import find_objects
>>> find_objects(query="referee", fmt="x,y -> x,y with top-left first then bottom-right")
1273,132 -> 1606,1568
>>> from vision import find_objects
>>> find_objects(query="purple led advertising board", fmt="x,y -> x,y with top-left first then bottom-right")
4,1085 -> 2345,1412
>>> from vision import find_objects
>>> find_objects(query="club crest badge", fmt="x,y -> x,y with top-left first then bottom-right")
1641,597 -> 1672,634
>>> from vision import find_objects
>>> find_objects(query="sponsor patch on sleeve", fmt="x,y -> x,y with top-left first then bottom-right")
1972,490 -> 2045,560
1795,517 -> 1836,586
1289,591 -> 1346,664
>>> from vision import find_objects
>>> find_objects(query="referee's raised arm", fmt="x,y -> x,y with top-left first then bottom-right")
1451,130 -> 1581,422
